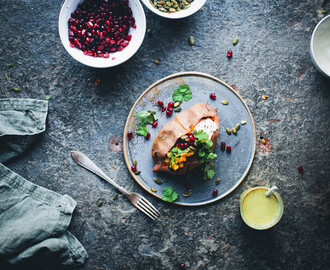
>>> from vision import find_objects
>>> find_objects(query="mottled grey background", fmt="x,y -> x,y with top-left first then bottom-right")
0,0 -> 329,269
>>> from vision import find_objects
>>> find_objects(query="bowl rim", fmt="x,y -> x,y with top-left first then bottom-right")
140,0 -> 207,19
310,14 -> 330,78
58,0 -> 146,68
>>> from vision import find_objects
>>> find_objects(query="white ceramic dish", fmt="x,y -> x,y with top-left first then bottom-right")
140,0 -> 206,19
310,15 -> 330,78
58,0 -> 146,68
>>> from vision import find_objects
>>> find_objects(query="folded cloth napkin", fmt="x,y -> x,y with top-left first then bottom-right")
0,98 -> 88,269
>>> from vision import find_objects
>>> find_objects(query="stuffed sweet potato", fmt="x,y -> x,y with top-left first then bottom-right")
152,103 -> 220,175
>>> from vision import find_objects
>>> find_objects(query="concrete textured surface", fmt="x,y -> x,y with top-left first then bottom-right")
0,0 -> 330,269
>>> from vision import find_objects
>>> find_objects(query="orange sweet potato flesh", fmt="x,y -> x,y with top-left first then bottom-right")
151,103 -> 220,175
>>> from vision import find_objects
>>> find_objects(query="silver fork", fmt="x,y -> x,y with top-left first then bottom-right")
71,151 -> 160,220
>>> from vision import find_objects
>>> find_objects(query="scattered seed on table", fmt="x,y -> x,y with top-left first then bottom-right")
261,138 -> 266,145
188,35 -> 195,46
236,123 -> 241,130
133,160 -> 137,166
151,188 -> 157,192
232,127 -> 237,135
10,88 -> 19,92
215,178 -> 221,185
153,178 -> 163,185
262,95 -> 268,100
147,28 -> 152,35
233,37 -> 239,45
174,101 -> 181,108
97,200 -> 103,207
241,120 -> 247,125
226,128 -> 231,135
174,107 -> 182,112
222,100 -> 229,105
113,194 -> 118,200
154,60 -> 160,65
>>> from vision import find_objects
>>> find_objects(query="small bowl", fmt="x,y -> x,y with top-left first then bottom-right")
140,0 -> 206,19
58,0 -> 146,68
310,15 -> 330,78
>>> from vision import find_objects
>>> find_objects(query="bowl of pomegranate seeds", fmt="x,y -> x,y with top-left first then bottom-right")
140,0 -> 206,19
59,0 -> 146,68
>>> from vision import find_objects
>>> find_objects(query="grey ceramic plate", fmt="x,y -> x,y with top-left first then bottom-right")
123,72 -> 256,206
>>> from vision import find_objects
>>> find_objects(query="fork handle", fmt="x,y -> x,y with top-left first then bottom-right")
71,151 -> 131,196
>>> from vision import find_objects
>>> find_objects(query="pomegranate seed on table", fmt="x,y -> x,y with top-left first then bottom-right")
152,121 -> 158,128
177,143 -> 181,148
221,142 -> 226,150
210,93 -> 216,100
127,131 -> 133,140
227,50 -> 233,58
145,132 -> 151,140
162,106 -> 166,112
166,111 -> 173,116
226,145 -> 231,153
179,263 -> 186,269
212,189 -> 218,196
157,100 -> 164,107
131,165 -> 137,172
168,102 -> 174,107
167,107 -> 173,112
298,166 -> 304,173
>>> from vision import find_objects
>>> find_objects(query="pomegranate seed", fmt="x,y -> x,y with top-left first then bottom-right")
132,24 -> 136,29
127,35 -> 132,41
131,165 -> 137,173
167,107 -> 173,112
180,143 -> 184,149
162,106 -> 166,112
212,189 -> 218,196
166,111 -> 173,116
227,50 -> 233,58
177,143 -> 181,148
188,135 -> 195,142
221,142 -> 226,151
152,121 -> 158,128
210,93 -> 216,100
145,132 -> 151,140
103,53 -> 109,58
226,145 -> 231,153
117,46 -> 124,51
127,131 -> 133,140
168,102 -> 174,107
179,263 -> 186,269
157,100 -> 164,107
298,166 -> 304,173
184,143 -> 188,148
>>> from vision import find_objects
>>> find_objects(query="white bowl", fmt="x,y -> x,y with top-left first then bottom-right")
58,0 -> 146,68
140,0 -> 206,19
310,15 -> 330,78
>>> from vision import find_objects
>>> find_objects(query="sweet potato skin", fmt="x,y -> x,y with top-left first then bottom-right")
151,103 -> 220,174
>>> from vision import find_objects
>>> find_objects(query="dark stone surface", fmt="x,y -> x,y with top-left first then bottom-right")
1,0 -> 329,269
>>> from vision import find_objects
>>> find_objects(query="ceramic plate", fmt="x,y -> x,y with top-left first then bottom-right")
123,72 -> 256,206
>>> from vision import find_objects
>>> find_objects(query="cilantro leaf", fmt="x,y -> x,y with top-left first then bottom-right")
206,153 -> 217,162
136,125 -> 148,137
172,84 -> 192,103
203,163 -> 215,180
134,111 -> 154,125
162,186 -> 178,202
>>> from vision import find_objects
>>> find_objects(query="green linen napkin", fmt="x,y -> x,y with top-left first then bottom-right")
0,98 -> 88,269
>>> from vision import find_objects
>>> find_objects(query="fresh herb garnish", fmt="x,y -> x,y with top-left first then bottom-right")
172,84 -> 192,103
45,95 -> 51,101
162,186 -> 178,202
134,110 -> 157,137
194,130 -> 217,180
8,64 -> 13,68
4,73 -> 9,81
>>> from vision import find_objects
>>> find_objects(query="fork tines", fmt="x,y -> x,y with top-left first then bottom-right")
136,197 -> 160,220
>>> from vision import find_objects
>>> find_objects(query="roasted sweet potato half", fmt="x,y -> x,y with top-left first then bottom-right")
152,103 -> 220,175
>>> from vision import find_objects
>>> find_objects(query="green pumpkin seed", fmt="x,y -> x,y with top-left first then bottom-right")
133,160 -> 137,166
188,35 -> 195,46
113,194 -> 118,200
232,127 -> 237,135
151,188 -> 157,192
153,178 -> 163,185
189,146 -> 196,151
241,120 -> 247,125
174,101 -> 181,107
154,60 -> 160,65
226,128 -> 231,135
147,28 -> 152,35
181,135 -> 188,140
215,178 -> 221,185
222,100 -> 229,105
261,139 -> 266,145
183,189 -> 192,197
236,123 -> 241,130
174,107 -> 182,112
233,37 -> 239,45
97,200 -> 103,207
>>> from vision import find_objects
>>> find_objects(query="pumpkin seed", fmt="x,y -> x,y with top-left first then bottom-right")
232,127 -> 237,135
133,160 -> 137,166
174,107 -> 182,112
222,100 -> 229,105
233,37 -> 239,45
151,188 -> 157,192
189,146 -> 196,151
113,194 -> 118,200
262,95 -> 268,100
153,178 -> 163,185
241,120 -> 247,125
135,170 -> 141,175
183,189 -> 192,197
147,28 -> 152,35
154,60 -> 160,65
261,138 -> 266,145
174,101 -> 181,107
181,135 -> 188,140
97,200 -> 103,207
226,128 -> 231,135
188,35 -> 195,46
236,123 -> 241,130
215,178 -> 221,185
